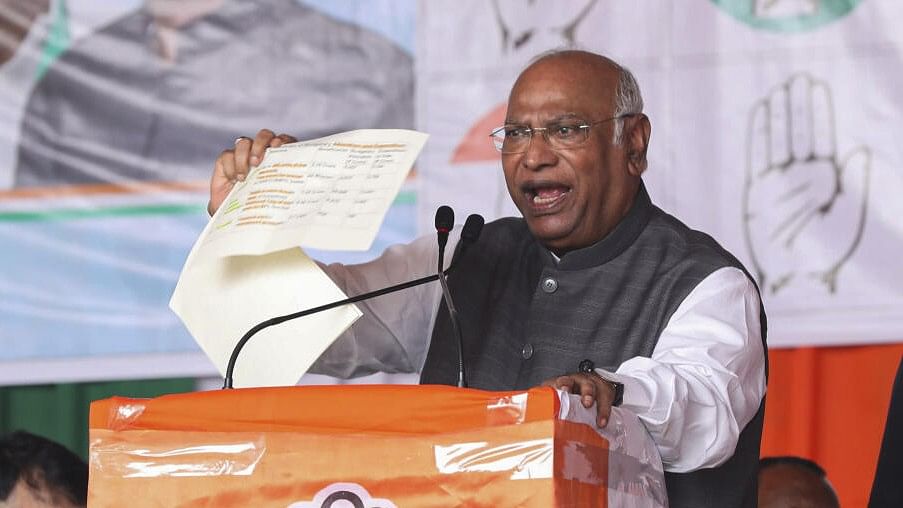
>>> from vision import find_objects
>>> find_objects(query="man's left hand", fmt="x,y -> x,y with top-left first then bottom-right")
542,372 -> 615,428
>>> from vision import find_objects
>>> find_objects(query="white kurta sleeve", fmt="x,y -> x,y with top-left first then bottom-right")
597,266 -> 766,472
308,231 -> 452,378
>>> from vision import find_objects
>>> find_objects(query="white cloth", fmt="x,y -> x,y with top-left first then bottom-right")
316,229 -> 766,473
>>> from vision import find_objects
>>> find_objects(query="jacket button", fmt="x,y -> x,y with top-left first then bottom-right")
541,277 -> 558,293
521,343 -> 534,359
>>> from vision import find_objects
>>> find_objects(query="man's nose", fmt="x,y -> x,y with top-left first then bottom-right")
522,130 -> 558,170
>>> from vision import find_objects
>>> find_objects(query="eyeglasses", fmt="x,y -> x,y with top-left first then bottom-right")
489,115 -> 633,154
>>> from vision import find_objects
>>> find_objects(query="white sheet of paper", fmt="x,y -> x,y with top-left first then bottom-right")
204,129 -> 428,255
169,128 -> 428,388
170,242 -> 362,388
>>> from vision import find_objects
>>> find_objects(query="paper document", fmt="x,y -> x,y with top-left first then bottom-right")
206,129 -> 428,255
170,129 -> 428,387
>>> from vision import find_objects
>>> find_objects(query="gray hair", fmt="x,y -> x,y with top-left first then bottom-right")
612,65 -> 643,144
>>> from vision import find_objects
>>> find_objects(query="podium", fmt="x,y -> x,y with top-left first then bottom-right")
88,385 -> 667,507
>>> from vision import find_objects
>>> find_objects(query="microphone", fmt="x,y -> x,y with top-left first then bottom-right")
222,209 -> 485,389
450,213 -> 483,388
435,205 -> 454,251
434,207 -> 460,385
461,214 -> 485,247
435,204 -> 487,394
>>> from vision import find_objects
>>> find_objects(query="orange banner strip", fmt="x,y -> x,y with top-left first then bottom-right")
0,180 -> 208,200
90,385 -> 559,435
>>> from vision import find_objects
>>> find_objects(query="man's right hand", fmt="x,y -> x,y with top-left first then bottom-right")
208,128 -> 297,215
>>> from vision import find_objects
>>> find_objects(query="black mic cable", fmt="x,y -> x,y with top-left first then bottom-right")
222,209 -> 484,389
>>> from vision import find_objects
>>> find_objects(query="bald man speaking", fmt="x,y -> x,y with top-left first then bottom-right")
208,50 -> 767,508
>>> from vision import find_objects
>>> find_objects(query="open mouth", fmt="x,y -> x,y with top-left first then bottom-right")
523,183 -> 571,212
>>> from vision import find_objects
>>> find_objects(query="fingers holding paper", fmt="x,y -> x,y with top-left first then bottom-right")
208,129 -> 298,215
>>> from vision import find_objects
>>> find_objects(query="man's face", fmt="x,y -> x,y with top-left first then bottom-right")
502,54 -> 645,254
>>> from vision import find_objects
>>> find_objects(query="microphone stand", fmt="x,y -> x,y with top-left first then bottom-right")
433,205 -> 466,388
222,209 -> 484,389
440,213 -> 482,388
222,271 -> 445,389
436,242 -> 466,388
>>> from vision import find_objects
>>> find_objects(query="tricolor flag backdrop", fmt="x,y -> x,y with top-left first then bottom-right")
4,0 -> 900,379
0,0 -> 418,384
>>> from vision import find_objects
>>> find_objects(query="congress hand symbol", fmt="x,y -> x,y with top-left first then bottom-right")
743,73 -> 870,294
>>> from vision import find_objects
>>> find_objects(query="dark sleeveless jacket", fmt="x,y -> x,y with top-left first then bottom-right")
421,185 -> 767,508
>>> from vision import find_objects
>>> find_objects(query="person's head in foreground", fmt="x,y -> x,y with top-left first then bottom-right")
758,456 -> 840,508
0,431 -> 87,508
496,49 -> 651,255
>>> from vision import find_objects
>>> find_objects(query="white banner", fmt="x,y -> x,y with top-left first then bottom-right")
3,1 -> 901,387
416,0 -> 903,348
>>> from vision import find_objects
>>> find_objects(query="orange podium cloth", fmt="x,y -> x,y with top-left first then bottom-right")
89,385 -> 666,507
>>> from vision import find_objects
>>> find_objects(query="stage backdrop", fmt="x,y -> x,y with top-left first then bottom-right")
2,2 -> 901,505
0,0 -> 417,385
416,0 -> 903,349
1,1 -> 900,363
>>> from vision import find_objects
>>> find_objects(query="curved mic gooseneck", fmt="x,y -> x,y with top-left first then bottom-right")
434,206 -> 464,387
442,213 -> 484,388
222,208 -> 484,389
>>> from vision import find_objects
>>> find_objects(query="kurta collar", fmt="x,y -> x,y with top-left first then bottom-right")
541,183 -> 654,271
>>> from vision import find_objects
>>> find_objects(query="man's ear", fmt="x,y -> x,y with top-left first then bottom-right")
626,114 -> 651,176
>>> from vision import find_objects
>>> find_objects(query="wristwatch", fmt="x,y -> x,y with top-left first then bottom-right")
578,359 -> 624,407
